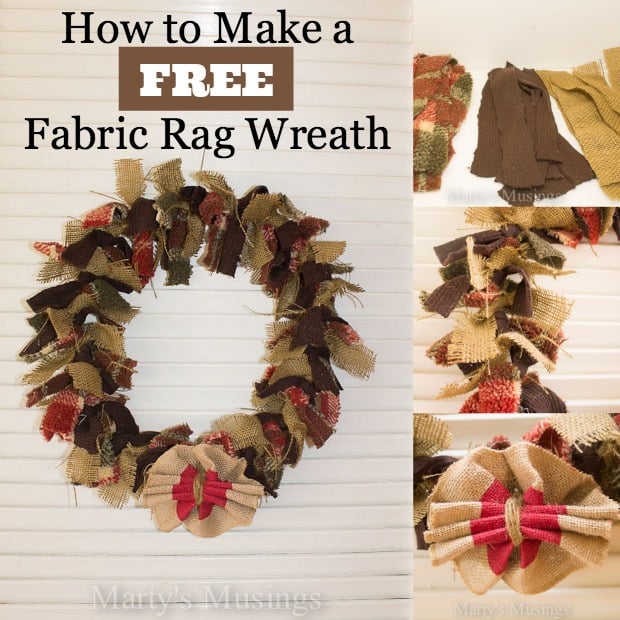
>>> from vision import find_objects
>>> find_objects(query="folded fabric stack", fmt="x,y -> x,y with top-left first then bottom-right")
471,64 -> 594,205
539,48 -> 620,200
413,54 -> 472,191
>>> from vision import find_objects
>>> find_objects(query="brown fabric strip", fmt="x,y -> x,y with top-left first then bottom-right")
292,306 -> 327,348
276,220 -> 302,250
490,65 -> 547,188
62,230 -> 132,270
294,262 -> 333,309
520,377 -> 567,413
424,274 -> 471,318
254,376 -> 317,400
512,275 -> 533,317
306,346 -> 342,394
179,186 -> 207,216
470,76 -> 502,178
73,407 -> 107,454
26,371 -> 72,406
126,197 -> 157,235
471,64 -> 594,205
521,68 -> 561,162
614,208 -> 620,240
434,227 -> 521,266
133,446 -> 169,492
62,232 -> 108,269
414,454 -> 459,487
217,186 -> 268,277
416,519 -> 431,550
19,319 -> 57,358
27,272 -> 95,312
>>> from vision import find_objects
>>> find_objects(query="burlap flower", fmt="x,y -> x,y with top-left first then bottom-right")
142,444 -> 264,537
424,443 -> 619,594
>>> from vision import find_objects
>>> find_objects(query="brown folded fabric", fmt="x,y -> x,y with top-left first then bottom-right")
472,64 -> 594,205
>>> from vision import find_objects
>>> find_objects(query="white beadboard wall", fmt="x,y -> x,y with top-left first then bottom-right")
0,2 -> 413,619
414,414 -> 620,619
414,207 -> 620,413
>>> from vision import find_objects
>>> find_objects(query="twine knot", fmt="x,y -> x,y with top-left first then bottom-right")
193,465 -> 205,508
505,495 -> 523,546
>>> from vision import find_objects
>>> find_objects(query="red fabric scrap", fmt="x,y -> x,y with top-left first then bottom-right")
201,431 -> 236,456
318,391 -> 340,427
574,207 -> 601,244
33,241 -> 65,259
329,321 -> 361,346
82,203 -> 121,229
471,480 -> 565,576
131,231 -> 155,286
172,464 -> 232,521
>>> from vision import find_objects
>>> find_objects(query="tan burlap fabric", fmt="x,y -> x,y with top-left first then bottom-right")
115,159 -> 146,205
142,444 -> 264,537
550,413 -> 620,447
539,49 -> 620,199
414,414 -> 454,526
212,414 -> 267,452
67,362 -> 103,398
414,414 -> 452,457
465,207 -> 578,231
425,443 -> 618,594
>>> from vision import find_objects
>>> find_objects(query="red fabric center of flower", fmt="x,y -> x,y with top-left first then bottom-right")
172,464 -> 233,521
470,479 -> 567,575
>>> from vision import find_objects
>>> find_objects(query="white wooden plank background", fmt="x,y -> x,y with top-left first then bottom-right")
0,1 -> 413,618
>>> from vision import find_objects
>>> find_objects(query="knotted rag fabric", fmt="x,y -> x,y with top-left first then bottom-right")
471,63 -> 594,205
422,212 -> 574,412
413,54 -> 472,191
422,207 -> 620,412
424,443 -> 619,595
538,48 -> 620,200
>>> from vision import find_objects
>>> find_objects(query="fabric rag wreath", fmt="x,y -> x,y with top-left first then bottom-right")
19,159 -> 375,537
422,207 -> 620,413
414,413 -> 620,594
